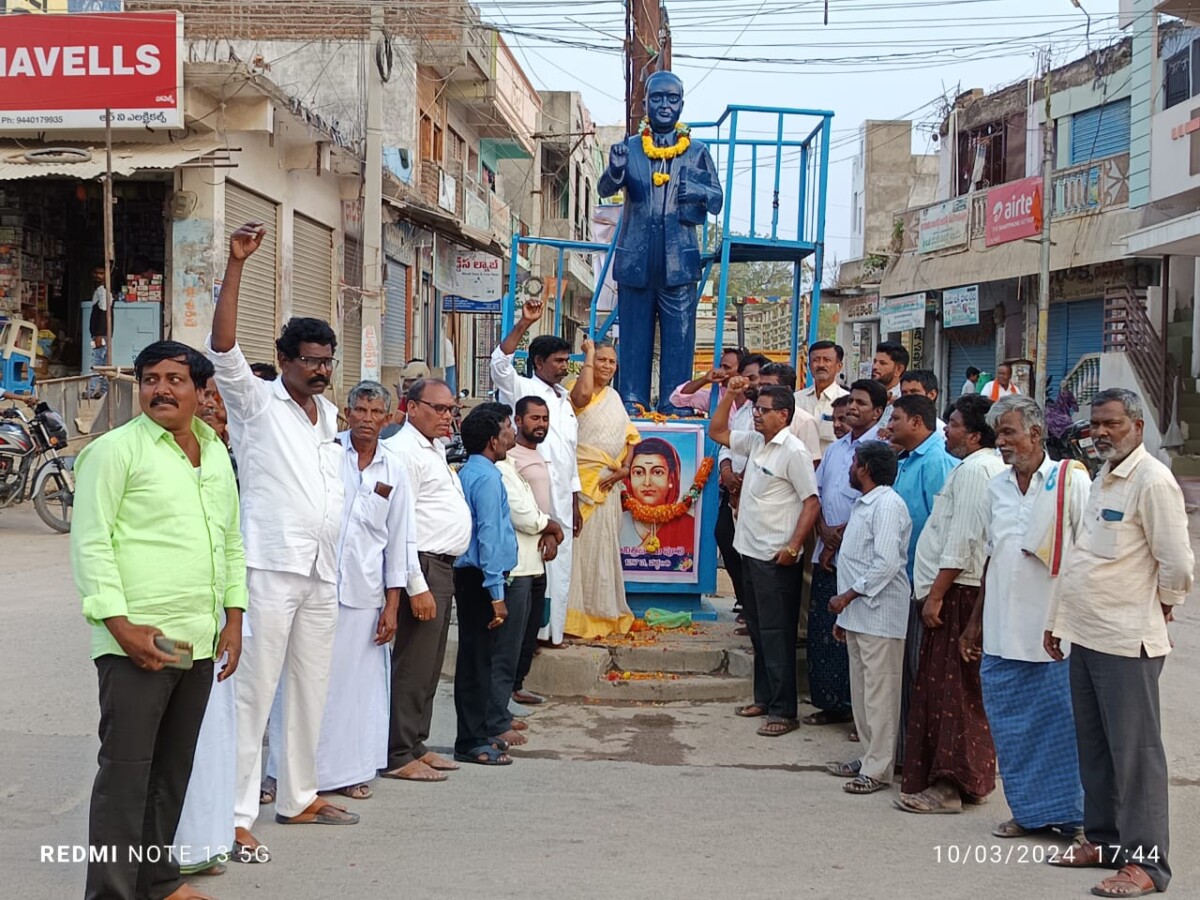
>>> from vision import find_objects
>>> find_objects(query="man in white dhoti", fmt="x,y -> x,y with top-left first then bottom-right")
491,299 -> 580,647
315,381 -> 413,798
209,223 -> 353,864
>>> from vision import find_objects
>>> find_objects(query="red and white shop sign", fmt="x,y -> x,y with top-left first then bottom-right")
0,12 -> 182,130
984,176 -> 1044,247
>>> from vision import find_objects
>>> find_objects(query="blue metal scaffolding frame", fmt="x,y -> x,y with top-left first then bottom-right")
495,104 -> 834,617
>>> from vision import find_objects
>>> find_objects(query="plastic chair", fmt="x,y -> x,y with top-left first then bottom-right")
0,318 -> 36,394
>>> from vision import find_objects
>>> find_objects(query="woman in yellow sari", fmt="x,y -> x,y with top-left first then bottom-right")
565,338 -> 640,638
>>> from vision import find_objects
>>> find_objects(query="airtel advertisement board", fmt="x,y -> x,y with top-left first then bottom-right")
984,176 -> 1044,247
0,11 -> 182,130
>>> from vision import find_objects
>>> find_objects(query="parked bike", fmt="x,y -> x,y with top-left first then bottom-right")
1045,388 -> 1103,478
0,401 -> 75,533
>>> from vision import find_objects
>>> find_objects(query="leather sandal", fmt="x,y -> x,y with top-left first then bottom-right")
1049,841 -> 1106,868
1091,865 -> 1157,898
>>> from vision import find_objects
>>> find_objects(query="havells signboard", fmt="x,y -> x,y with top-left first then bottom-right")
0,11 -> 183,130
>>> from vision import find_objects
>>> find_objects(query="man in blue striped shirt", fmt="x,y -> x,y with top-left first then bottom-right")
453,406 -> 519,766
827,441 -> 912,795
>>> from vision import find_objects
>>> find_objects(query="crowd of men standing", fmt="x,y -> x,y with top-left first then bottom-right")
67,222 -> 1196,900
705,338 -> 1194,898
70,225 -> 587,900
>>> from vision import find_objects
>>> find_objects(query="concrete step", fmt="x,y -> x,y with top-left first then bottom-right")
1172,455 -> 1200,478
1168,321 -> 1192,340
441,615 -> 810,703
1169,337 -> 1193,364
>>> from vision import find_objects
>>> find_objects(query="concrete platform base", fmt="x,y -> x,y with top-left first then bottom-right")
442,591 -> 811,703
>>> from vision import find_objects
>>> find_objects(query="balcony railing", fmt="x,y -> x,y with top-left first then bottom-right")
1103,284 -> 1179,425
1060,353 -> 1101,405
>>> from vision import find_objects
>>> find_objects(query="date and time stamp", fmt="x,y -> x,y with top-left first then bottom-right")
933,844 -> 1162,866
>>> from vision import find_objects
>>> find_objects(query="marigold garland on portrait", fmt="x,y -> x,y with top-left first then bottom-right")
622,456 -> 714,525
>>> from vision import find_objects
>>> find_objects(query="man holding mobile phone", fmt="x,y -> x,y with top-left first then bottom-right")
71,340 -> 247,900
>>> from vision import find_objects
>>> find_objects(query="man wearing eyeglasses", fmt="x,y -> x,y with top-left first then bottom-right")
710,376 -> 820,739
380,377 -> 471,781
208,223 -> 354,863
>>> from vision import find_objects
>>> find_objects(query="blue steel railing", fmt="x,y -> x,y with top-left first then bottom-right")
500,104 -> 834,377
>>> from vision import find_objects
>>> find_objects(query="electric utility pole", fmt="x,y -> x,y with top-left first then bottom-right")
1035,53 -> 1053,406
361,3 -> 386,382
626,0 -> 672,134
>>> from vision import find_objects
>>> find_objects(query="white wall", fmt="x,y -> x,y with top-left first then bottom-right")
1150,100 -> 1200,203
1099,351 -> 1169,463
170,128 -> 347,349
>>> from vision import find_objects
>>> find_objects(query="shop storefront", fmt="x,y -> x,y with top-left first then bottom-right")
0,175 -> 169,379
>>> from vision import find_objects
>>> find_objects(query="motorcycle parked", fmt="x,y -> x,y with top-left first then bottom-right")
0,401 -> 75,533
1045,388 -> 1103,478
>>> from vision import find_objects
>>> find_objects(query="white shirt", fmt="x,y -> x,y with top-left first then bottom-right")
336,432 -> 418,609
207,338 -> 344,583
960,379 -> 977,396
1051,445 -> 1194,658
490,346 -> 581,520
983,454 -> 1090,662
836,486 -> 913,639
382,421 -> 472,593
813,424 -> 881,562
92,284 -> 109,311
912,448 -> 1007,599
729,428 -> 818,561
720,402 -> 822,472
979,380 -> 1021,401
498,458 -> 551,577
796,382 -> 849,452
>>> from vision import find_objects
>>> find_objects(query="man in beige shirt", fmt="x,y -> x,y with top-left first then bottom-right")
795,340 -> 849,454
1046,388 -> 1193,898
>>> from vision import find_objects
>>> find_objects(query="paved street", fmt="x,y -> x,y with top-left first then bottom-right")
5,503 -> 1200,900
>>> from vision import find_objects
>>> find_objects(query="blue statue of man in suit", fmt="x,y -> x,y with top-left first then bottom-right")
598,71 -> 724,414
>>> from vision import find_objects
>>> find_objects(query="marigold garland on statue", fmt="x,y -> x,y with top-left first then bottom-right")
623,456 -> 714,526
640,119 -> 691,185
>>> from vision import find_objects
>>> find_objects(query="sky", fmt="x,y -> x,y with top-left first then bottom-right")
475,0 -> 1127,271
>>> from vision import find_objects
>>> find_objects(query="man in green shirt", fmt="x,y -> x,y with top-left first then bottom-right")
72,340 -> 246,900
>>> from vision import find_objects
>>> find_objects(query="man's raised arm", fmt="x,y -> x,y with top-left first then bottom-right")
211,222 -> 267,353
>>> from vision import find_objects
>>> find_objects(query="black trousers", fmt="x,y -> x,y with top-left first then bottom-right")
453,566 -> 500,755
487,575 -> 534,735
514,574 -> 546,692
896,601 -> 924,767
741,556 -> 803,720
87,654 -> 213,900
715,492 -> 745,607
388,552 -> 456,769
1071,645 -> 1171,891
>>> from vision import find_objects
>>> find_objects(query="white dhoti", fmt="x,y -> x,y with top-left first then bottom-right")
315,604 -> 389,788
539,479 -> 575,644
233,567 -> 338,828
174,653 -> 236,871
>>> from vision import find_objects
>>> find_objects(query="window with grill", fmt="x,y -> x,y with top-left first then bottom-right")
1165,49 -> 1190,111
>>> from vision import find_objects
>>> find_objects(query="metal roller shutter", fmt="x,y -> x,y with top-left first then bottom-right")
223,183 -> 278,366
947,336 -> 997,395
1046,299 -> 1104,398
292,214 -> 333,323
383,259 -> 408,367
1069,98 -> 1131,165
340,237 -> 363,398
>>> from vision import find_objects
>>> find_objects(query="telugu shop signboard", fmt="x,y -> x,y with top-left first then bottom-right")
0,11 -> 182,130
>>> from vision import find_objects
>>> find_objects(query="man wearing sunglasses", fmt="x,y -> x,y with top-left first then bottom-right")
208,223 -> 355,863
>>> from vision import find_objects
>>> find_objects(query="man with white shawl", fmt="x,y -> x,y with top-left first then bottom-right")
960,394 -> 1089,840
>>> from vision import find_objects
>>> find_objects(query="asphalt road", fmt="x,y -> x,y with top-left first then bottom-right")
4,504 -> 1200,900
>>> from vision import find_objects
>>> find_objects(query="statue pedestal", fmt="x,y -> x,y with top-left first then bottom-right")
620,420 -> 721,623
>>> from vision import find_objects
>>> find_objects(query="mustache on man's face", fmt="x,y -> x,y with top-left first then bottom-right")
150,396 -> 178,408
307,376 -> 329,388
